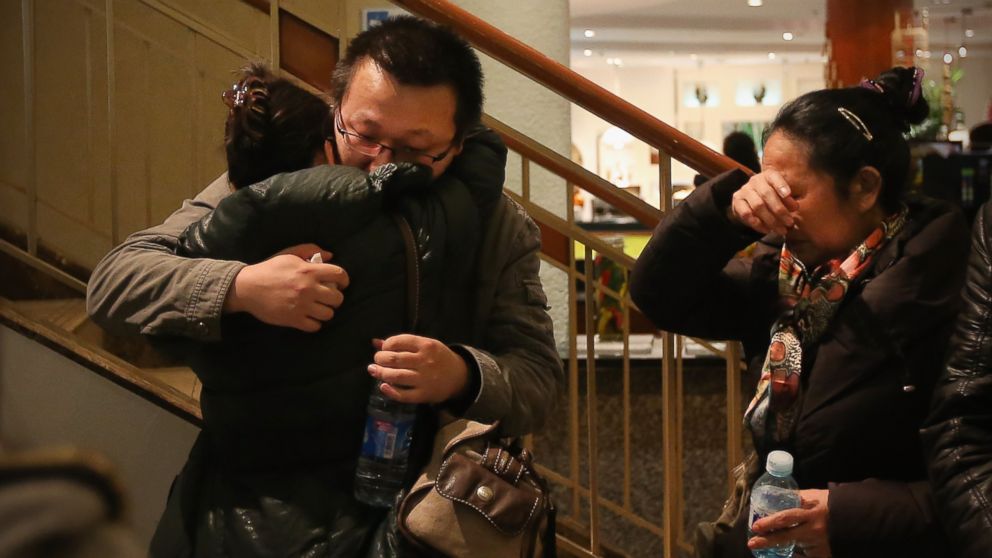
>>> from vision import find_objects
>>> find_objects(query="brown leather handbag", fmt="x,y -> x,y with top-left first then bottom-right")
397,418 -> 555,558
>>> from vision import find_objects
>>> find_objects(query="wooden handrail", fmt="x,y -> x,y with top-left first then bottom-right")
391,0 -> 753,179
482,115 -> 661,229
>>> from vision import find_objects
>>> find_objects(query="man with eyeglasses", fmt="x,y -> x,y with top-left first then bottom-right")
88,19 -> 559,450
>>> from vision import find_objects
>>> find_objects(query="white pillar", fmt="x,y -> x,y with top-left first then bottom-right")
452,0 -> 572,354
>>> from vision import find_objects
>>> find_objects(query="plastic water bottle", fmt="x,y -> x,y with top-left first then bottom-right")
748,450 -> 801,558
353,382 -> 417,508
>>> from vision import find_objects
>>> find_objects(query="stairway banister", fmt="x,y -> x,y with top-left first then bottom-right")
391,0 -> 753,179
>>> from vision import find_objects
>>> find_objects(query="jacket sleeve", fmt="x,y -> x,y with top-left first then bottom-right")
177,164 -> 421,264
453,201 -> 564,437
827,479 -> 944,558
921,201 -> 992,558
629,169 -> 765,341
85,174 -> 243,341
176,165 -> 382,264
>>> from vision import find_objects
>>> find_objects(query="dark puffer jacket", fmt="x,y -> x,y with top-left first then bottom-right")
156,163 -> 489,557
176,163 -> 478,471
922,200 -> 992,558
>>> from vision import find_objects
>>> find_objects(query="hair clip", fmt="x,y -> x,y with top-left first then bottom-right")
837,107 -> 873,141
222,82 -> 247,110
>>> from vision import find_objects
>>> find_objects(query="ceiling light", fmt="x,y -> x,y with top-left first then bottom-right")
944,52 -> 954,64
915,48 -> 925,58
959,46 -> 968,58
748,0 -> 763,6
606,57 -> 614,64
583,49 -> 592,57
584,29 -> 595,38
965,28 -> 975,38
783,32 -> 794,41
768,52 -> 776,60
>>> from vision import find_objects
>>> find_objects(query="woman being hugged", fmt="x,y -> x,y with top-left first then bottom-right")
630,67 -> 968,558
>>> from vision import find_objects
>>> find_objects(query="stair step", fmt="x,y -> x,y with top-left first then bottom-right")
144,367 -> 201,400
10,298 -> 89,332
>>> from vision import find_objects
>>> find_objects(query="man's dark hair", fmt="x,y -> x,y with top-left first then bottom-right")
331,16 -> 484,142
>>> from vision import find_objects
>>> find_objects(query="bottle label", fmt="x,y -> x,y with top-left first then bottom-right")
360,415 -> 414,461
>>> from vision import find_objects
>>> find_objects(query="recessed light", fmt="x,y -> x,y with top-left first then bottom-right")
748,0 -> 763,6
583,49 -> 593,57
783,32 -> 794,41
944,52 -> 954,64
965,29 -> 975,38
768,52 -> 776,60
959,46 -> 968,58
584,29 -> 595,38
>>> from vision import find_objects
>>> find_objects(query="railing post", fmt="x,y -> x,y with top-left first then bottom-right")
661,329 -> 680,558
726,342 -> 744,483
583,246 -> 601,554
657,151 -> 682,557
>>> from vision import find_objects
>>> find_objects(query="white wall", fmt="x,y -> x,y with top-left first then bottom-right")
572,61 -> 826,201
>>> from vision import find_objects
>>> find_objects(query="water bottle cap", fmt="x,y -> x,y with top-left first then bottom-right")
766,450 -> 794,477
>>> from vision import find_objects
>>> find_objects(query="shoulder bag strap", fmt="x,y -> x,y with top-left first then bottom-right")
391,213 -> 419,331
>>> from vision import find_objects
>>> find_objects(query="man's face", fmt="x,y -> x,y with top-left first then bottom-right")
334,59 -> 461,179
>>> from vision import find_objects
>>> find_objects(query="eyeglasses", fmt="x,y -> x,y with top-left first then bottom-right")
332,108 -> 454,165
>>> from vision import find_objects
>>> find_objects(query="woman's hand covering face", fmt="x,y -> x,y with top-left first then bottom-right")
730,169 -> 801,237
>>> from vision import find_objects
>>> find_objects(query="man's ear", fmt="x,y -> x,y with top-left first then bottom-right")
323,139 -> 337,165
851,166 -> 882,212
449,139 -> 464,160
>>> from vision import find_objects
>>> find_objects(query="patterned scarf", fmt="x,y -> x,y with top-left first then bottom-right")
743,207 -> 907,447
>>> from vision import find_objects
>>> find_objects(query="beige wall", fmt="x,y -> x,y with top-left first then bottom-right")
0,0 -> 345,270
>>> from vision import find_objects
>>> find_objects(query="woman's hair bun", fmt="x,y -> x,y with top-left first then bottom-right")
223,64 -> 274,148
861,66 -> 929,130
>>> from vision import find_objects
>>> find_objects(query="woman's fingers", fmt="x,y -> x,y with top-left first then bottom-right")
731,171 -> 797,235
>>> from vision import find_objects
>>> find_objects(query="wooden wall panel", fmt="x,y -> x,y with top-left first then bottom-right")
0,187 -> 29,236
0,2 -> 27,197
147,49 -> 196,225
192,37 -> 246,193
163,0 -> 270,55
34,0 -> 95,222
113,28 -> 153,236
0,0 -> 345,270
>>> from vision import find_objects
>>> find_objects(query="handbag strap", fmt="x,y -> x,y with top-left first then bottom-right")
391,213 -> 419,331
